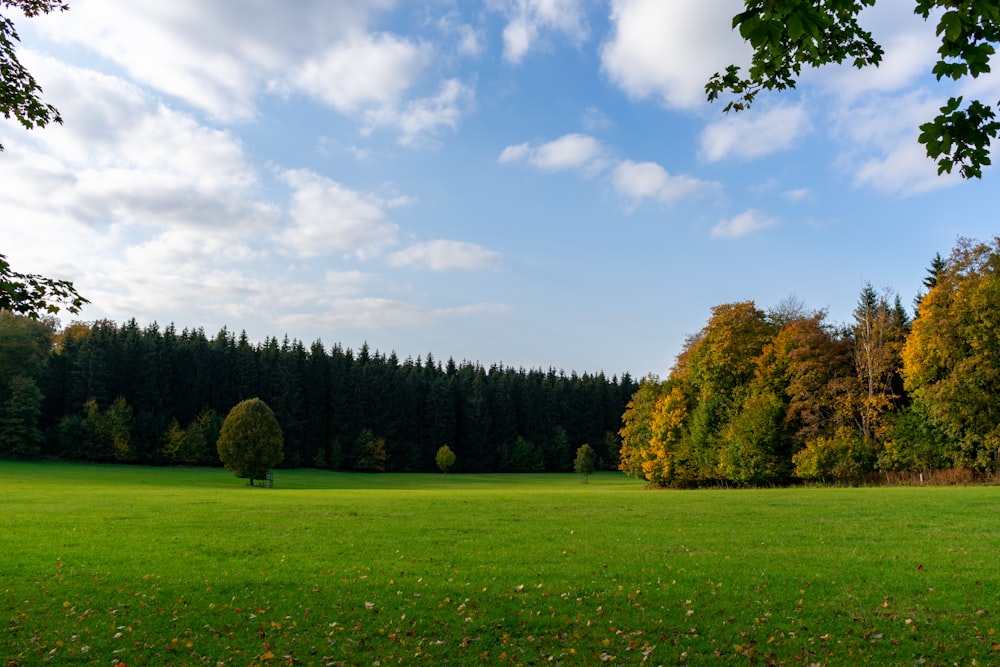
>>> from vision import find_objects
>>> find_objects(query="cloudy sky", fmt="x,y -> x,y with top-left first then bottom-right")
2,0 -> 997,378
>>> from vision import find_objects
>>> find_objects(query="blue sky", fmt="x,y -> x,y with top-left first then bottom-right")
2,0 -> 998,378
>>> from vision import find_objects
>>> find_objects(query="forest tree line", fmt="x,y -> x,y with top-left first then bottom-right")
620,237 -> 1000,487
0,316 -> 635,473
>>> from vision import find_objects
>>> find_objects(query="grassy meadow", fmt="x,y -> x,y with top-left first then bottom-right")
1,462 -> 998,665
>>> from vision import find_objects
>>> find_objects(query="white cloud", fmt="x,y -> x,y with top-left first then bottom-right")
322,270 -> 372,297
810,0 -> 939,100
700,105 -> 812,162
254,271 -> 372,314
786,1 -> 986,199
499,133 -> 606,172
491,0 -> 589,64
432,12 -> 485,58
0,27 -> 512,341
91,254 -> 265,316
275,298 -> 511,331
503,17 -> 534,64
288,35 -> 472,146
277,298 -> 432,329
852,139 -> 958,196
456,24 -> 485,57
289,32 -> 430,114
532,133 -> 604,170
612,160 -> 716,204
600,0 -> 750,110
0,57 -> 291,328
581,106 -> 615,132
33,0 -> 467,145
364,78 -> 473,146
34,0 -> 394,121
279,169 -> 401,259
0,53 -> 277,232
500,135 -> 713,207
711,210 -> 777,239
959,62 -> 1000,104
821,30 -> 938,100
387,240 -> 502,271
498,142 -> 531,163
123,228 -> 257,274
830,90 -> 958,196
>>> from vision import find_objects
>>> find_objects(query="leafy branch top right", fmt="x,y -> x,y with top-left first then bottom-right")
706,0 -> 999,179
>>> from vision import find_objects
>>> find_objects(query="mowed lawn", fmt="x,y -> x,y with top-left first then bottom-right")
1,463 -> 998,665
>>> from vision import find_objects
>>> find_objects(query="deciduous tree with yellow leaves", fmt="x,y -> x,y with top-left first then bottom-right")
902,236 -> 1000,471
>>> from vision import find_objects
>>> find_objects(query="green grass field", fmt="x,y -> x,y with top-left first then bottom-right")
1,462 -> 998,665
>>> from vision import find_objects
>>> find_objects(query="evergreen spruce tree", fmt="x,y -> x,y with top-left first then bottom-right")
0,375 -> 44,459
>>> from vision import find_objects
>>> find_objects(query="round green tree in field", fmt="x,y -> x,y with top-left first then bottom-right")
436,444 -> 456,473
217,398 -> 284,486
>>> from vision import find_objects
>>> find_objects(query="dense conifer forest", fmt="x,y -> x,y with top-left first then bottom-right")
0,315 -> 635,473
